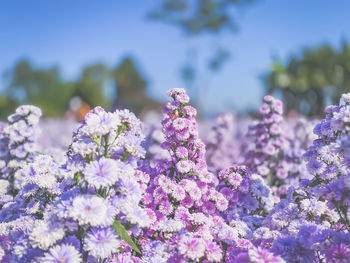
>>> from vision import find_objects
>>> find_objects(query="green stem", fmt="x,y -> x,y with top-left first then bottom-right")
104,134 -> 109,157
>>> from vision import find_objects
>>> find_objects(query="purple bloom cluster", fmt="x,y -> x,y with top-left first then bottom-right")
0,105 -> 42,197
0,106 -> 152,262
2,88 -> 350,263
140,88 -> 232,262
244,96 -> 312,199
205,113 -> 245,173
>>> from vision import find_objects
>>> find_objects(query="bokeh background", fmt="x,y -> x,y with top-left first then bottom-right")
1,0 -> 350,119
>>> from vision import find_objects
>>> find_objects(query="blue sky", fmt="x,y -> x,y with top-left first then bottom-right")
1,0 -> 350,114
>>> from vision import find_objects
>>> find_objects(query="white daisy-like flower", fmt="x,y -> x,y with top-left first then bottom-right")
84,227 -> 120,260
29,221 -> 65,250
42,244 -> 82,263
70,195 -> 115,226
178,234 -> 205,261
0,180 -> 9,196
84,157 -> 120,188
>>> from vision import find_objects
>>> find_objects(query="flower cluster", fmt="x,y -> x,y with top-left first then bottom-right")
141,88 -> 231,262
261,94 -> 350,262
205,113 -> 244,173
0,105 -> 42,196
217,165 -> 274,221
2,89 -> 350,263
244,96 -> 311,198
0,106 -> 152,262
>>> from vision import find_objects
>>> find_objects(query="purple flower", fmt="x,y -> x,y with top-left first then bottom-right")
175,146 -> 188,159
172,118 -> 187,131
42,244 -> 81,263
307,159 -> 325,174
70,195 -> 115,226
84,157 -> 120,188
204,240 -> 222,262
176,160 -> 192,173
178,235 -> 205,261
248,247 -> 285,263
84,227 -> 120,260
325,243 -> 350,263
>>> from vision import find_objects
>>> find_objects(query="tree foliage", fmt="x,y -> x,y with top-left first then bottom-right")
149,0 -> 254,35
1,58 -> 160,119
112,57 -> 162,116
3,60 -> 73,117
265,42 -> 350,117
74,63 -> 109,109
149,0 -> 255,106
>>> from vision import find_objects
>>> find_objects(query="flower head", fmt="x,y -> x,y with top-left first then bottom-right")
84,227 -> 120,260
70,195 -> 115,226
42,244 -> 81,263
84,157 -> 120,188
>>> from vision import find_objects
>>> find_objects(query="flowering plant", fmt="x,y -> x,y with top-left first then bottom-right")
1,89 -> 350,263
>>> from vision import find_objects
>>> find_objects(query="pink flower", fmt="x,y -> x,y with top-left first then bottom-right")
172,185 -> 186,201
189,187 -> 202,201
264,95 -> 274,103
205,240 -> 222,262
144,208 -> 157,225
176,93 -> 190,104
172,118 -> 187,131
142,193 -> 153,205
276,168 -> 288,179
202,201 -> 216,214
178,235 -> 205,261
220,187 -> 234,199
325,243 -> 350,263
235,238 -> 253,249
260,104 -> 271,115
159,201 -> 173,216
175,146 -> 188,159
249,247 -> 285,263
174,206 -> 189,221
216,197 -> 228,212
161,181 -> 175,194
175,129 -> 190,141
198,172 -> 213,183
263,144 -> 277,155
228,173 -> 242,188
273,100 -> 283,114
269,123 -> 281,135
182,106 -> 197,116
257,165 -> 270,176
181,194 -> 194,208
176,160 -> 192,173
157,174 -> 169,186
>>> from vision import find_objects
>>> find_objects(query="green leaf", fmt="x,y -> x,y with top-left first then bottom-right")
74,172 -> 81,184
112,219 -> 141,254
306,178 -> 323,188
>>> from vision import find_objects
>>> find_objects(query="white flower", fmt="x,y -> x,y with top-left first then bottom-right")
178,235 -> 205,261
30,221 -> 65,250
84,227 -> 120,260
42,244 -> 82,263
70,195 -> 115,226
84,158 -> 120,188
0,180 -> 9,196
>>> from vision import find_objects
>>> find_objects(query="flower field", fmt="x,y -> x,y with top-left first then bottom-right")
1,88 -> 350,262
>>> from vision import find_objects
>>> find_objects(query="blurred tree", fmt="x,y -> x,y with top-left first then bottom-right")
74,63 -> 109,109
265,42 -> 350,117
1,57 -> 163,119
112,57 -> 162,115
0,95 -> 17,119
149,0 -> 255,106
3,59 -> 73,117
149,0 -> 253,35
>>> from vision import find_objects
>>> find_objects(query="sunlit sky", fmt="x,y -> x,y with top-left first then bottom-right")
1,0 -> 350,114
